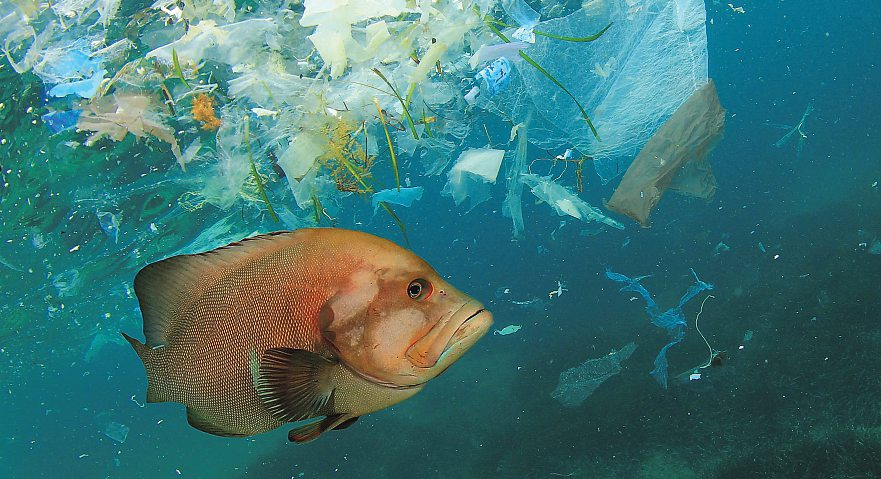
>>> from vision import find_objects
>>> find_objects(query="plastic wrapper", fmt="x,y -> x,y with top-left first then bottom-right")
606,80 -> 724,227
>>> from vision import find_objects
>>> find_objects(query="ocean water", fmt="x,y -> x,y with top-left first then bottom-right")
2,1 -> 881,478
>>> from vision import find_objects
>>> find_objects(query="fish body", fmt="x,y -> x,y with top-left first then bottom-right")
124,228 -> 492,442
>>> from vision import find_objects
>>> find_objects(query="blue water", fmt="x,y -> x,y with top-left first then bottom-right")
2,1 -> 881,478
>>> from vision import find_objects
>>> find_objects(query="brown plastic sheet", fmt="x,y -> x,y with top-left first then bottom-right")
606,80 -> 725,227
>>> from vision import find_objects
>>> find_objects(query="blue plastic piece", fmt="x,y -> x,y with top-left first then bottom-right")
606,268 -> 713,389
41,110 -> 82,133
475,57 -> 513,96
371,187 -> 424,212
44,50 -> 106,99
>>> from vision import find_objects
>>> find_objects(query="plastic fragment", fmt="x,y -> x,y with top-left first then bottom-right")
103,421 -> 130,444
371,187 -> 423,212
551,342 -> 637,407
442,148 -> 505,212
520,174 -> 623,229
493,324 -> 522,336
606,80 -> 724,227
41,110 -> 82,133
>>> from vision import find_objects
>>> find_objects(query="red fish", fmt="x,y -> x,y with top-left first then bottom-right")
123,228 -> 492,442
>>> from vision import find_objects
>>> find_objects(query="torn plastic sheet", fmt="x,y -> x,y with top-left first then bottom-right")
520,174 -> 623,229
606,269 -> 713,389
299,0 -> 406,78
486,0 -> 708,184
372,187 -> 424,212
42,110 -> 82,133
552,342 -> 637,407
502,123 -> 528,238
442,148 -> 505,212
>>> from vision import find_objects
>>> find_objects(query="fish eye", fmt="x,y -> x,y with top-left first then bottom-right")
407,279 -> 432,300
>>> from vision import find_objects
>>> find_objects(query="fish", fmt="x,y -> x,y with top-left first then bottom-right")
123,228 -> 492,443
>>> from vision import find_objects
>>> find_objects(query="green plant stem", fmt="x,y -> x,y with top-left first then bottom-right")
243,115 -> 279,222
172,49 -> 190,90
372,68 -> 419,140
374,98 -> 401,191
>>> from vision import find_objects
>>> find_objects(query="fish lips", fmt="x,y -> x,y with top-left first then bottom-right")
405,302 -> 493,374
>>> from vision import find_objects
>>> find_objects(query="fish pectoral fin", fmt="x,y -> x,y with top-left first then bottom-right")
256,348 -> 338,423
288,414 -> 357,444
186,407 -> 247,437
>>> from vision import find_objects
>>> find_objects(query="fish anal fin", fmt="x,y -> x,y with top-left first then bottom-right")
288,414 -> 356,444
333,416 -> 359,431
186,407 -> 246,438
256,348 -> 338,423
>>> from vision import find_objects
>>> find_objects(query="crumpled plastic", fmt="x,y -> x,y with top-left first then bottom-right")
552,342 -> 637,407
520,174 -> 624,229
606,268 -> 713,389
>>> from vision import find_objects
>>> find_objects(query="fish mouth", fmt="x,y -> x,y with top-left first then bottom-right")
406,301 -> 493,372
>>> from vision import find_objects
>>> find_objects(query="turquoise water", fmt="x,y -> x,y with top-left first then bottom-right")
2,1 -> 881,478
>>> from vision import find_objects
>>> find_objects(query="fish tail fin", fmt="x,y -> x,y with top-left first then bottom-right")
122,332 -> 170,403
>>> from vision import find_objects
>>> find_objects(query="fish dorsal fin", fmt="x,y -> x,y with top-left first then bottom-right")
134,231 -> 299,346
256,348 -> 338,423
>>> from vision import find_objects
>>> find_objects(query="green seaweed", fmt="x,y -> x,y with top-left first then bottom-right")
171,49 -> 190,90
243,115 -> 279,222
379,201 -> 410,248
374,98 -> 401,192
372,68 -> 419,140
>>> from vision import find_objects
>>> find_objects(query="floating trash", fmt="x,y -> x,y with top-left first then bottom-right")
494,325 -> 522,336
104,421 -> 130,444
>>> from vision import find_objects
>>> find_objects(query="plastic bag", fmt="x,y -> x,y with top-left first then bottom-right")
486,0 -> 708,183
606,80 -> 724,227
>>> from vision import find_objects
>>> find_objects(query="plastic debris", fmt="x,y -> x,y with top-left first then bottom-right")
606,80 -> 725,227
521,174 -> 624,229
41,110 -> 82,133
76,94 -> 183,167
371,187 -> 424,212
606,269 -> 714,389
97,211 -> 120,243
442,148 -> 505,211
469,42 -> 529,69
494,324 -> 522,336
551,342 -> 637,407
548,280 -> 567,298
474,57 -> 514,96
502,123 -> 528,238
868,240 -> 881,255
103,421 -> 130,444
773,101 -> 813,159
486,0 -> 709,183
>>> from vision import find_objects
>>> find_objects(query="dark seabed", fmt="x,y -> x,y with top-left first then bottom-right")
1,1 -> 880,478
